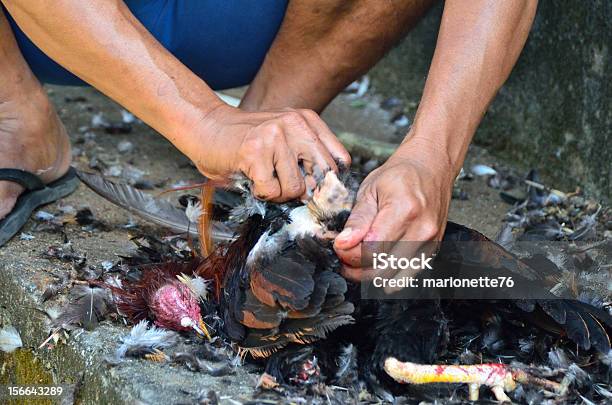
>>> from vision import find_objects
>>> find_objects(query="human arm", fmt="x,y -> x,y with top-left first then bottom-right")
1,0 -> 349,201
334,0 -> 538,278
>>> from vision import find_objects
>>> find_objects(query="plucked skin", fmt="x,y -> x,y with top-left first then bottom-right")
149,281 -> 200,331
110,261 -> 206,333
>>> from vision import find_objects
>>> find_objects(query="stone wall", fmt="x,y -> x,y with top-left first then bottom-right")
370,1 -> 610,202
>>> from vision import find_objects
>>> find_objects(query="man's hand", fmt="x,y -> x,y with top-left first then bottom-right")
194,105 -> 350,202
333,139 -> 455,281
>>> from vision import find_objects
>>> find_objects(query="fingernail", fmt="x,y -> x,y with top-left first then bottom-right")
337,227 -> 352,240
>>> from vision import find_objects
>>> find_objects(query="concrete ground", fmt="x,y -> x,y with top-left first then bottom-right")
0,85 -> 515,404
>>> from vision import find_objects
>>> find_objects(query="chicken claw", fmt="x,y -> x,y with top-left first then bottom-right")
384,357 -> 562,402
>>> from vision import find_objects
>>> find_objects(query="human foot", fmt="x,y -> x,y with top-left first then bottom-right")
0,87 -> 72,219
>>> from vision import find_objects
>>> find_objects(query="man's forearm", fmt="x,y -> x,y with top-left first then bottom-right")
399,0 -> 538,174
2,0 -> 223,150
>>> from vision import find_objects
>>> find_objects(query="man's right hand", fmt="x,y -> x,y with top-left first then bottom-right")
193,104 -> 350,202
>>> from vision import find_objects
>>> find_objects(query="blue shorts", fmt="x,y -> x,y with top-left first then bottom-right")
5,0 -> 288,89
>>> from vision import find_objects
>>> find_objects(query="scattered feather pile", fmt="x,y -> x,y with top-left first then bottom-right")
487,169 -> 609,243
40,285 -> 115,348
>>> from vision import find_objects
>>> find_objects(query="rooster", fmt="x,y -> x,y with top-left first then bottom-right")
79,169 -> 612,402
203,170 -> 612,402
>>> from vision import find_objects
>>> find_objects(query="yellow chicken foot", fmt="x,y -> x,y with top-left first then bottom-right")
384,357 -> 562,402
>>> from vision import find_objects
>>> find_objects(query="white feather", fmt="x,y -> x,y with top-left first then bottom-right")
184,200 -> 202,224
471,164 -> 498,176
105,275 -> 123,289
116,320 -> 178,358
0,326 -> 23,353
229,193 -> 266,222
176,274 -> 210,301
286,206 -> 321,238
245,211 -> 317,266
246,229 -> 284,266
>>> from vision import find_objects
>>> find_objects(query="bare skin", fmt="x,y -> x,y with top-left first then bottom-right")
0,9 -> 71,219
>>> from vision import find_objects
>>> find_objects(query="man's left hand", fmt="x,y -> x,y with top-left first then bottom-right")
333,139 -> 456,281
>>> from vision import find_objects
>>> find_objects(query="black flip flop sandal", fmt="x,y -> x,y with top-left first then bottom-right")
0,167 -> 79,247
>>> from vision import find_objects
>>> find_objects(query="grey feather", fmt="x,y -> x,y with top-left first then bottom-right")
594,384 -> 612,399
51,285 -> 114,331
547,347 -> 570,368
77,170 -> 234,242
578,395 -> 597,405
0,326 -> 23,353
335,344 -> 357,381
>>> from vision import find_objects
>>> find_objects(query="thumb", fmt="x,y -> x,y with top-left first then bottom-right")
334,195 -> 377,250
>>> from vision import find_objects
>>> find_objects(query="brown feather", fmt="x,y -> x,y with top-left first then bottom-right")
198,184 -> 215,257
